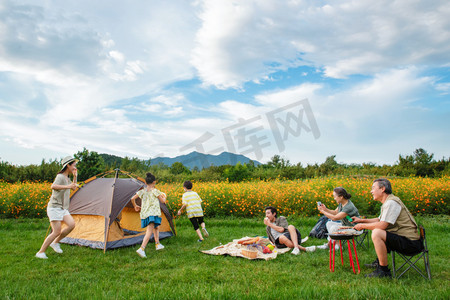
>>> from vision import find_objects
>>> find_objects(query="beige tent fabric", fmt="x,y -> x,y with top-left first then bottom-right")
63,215 -> 128,242
63,215 -> 106,242
120,207 -> 172,233
120,207 -> 145,232
201,236 -> 291,260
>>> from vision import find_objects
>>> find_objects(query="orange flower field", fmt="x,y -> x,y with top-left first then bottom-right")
1,176 -> 449,219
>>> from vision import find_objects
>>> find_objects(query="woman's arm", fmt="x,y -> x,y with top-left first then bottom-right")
318,204 -> 338,215
323,211 -> 348,221
72,168 -> 78,184
51,183 -> 77,190
51,173 -> 77,190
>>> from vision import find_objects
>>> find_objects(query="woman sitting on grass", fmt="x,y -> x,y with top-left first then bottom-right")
314,187 -> 360,251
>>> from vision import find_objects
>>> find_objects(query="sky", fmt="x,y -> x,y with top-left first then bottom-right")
0,0 -> 449,167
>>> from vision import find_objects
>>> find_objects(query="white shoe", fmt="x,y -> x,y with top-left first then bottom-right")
136,248 -> 147,258
50,243 -> 63,253
301,236 -> 309,244
317,243 -> 329,250
335,244 -> 340,250
155,243 -> 165,250
305,246 -> 317,252
202,228 -> 209,237
291,247 -> 300,255
35,252 -> 48,259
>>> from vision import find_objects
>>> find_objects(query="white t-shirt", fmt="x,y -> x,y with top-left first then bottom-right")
379,199 -> 402,224
270,227 -> 283,241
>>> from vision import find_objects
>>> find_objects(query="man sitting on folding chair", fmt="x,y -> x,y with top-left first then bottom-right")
352,178 -> 423,278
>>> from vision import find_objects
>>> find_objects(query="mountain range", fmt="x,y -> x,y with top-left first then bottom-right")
150,151 -> 261,169
100,151 -> 261,170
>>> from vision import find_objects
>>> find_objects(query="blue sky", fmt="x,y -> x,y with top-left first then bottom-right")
0,0 -> 449,166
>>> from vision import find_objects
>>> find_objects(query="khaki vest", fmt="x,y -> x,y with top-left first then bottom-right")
381,195 -> 420,240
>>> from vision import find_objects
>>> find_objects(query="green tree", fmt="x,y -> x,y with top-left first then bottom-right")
394,154 -> 416,177
74,148 -> 105,181
413,148 -> 434,177
267,155 -> 290,169
170,162 -> 191,175
319,155 -> 338,175
223,163 -> 251,182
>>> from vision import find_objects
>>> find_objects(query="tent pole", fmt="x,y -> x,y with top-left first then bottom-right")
103,169 -> 119,253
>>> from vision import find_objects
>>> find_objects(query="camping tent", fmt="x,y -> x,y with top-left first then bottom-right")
60,170 -> 176,251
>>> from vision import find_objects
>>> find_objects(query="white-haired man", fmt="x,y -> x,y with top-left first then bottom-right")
353,179 -> 423,278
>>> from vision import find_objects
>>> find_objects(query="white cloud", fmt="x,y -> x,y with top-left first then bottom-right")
434,82 -> 450,94
0,0 -> 449,166
192,0 -> 450,87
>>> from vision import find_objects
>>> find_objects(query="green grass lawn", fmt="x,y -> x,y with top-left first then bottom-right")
0,215 -> 448,299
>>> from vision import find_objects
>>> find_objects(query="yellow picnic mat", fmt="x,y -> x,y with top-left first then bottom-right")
201,236 -> 291,260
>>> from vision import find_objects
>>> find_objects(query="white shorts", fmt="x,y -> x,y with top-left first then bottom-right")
47,207 -> 71,221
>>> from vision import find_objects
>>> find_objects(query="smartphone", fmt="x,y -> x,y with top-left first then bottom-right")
317,201 -> 322,206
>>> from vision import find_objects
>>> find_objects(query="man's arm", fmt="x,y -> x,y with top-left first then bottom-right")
352,216 -> 379,223
264,217 -> 286,233
354,220 -> 389,231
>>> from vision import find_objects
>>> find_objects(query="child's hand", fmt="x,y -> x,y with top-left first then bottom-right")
177,210 -> 181,216
160,193 -> 167,204
134,206 -> 141,212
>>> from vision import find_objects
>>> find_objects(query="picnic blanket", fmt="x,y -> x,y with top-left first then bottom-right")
201,236 -> 291,260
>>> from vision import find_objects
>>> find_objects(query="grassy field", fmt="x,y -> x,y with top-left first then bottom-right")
0,215 -> 448,299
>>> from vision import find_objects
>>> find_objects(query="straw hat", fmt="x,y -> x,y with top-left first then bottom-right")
60,156 -> 79,171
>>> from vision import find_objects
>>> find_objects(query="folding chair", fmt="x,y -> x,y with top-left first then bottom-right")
391,225 -> 431,279
354,229 -> 370,249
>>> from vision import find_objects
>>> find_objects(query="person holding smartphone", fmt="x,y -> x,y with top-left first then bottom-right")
314,187 -> 360,251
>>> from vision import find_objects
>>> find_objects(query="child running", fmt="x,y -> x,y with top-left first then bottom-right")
177,180 -> 209,242
131,172 -> 167,258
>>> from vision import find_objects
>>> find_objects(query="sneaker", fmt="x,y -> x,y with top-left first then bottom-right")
155,243 -> 165,250
317,243 -> 329,250
291,247 -> 300,255
365,266 -> 392,278
197,239 -> 203,243
305,246 -> 317,252
136,247 -> 147,258
35,252 -> 48,259
335,244 -> 340,251
202,228 -> 209,237
50,243 -> 63,254
365,258 -> 379,268
301,236 -> 309,244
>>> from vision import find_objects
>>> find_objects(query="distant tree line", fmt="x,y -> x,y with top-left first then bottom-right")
0,148 -> 448,183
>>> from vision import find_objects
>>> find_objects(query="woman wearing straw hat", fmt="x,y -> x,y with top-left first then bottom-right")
36,156 -> 79,259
